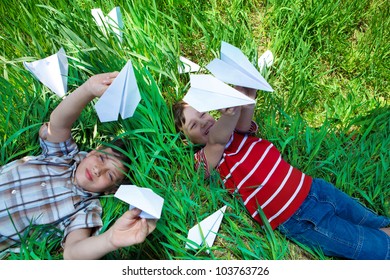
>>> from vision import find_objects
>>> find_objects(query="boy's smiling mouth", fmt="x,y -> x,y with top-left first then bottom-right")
85,168 -> 93,181
204,123 -> 214,135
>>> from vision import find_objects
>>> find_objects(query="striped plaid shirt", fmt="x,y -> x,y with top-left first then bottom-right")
0,135 -> 103,251
195,122 -> 312,229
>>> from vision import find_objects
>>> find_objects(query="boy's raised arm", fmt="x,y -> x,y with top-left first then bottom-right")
203,106 -> 242,169
234,86 -> 257,132
203,87 -> 256,170
41,72 -> 118,143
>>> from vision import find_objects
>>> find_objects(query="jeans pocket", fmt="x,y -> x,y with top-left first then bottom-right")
280,203 -> 317,236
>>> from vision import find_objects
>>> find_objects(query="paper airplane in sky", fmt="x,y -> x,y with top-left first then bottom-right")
185,205 -> 227,252
178,56 -> 200,74
206,41 -> 273,92
92,6 -> 124,42
114,185 -> 164,219
23,47 -> 68,98
183,74 -> 255,112
94,60 -> 141,122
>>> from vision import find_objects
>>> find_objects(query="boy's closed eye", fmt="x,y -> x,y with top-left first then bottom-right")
98,153 -> 120,182
188,120 -> 196,130
192,113 -> 208,129
108,171 -> 114,182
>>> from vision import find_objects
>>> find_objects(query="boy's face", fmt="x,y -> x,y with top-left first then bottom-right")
181,105 -> 216,145
75,148 -> 126,193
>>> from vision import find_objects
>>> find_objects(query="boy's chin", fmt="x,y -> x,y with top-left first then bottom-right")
199,136 -> 209,145
188,135 -> 207,145
74,172 -> 88,190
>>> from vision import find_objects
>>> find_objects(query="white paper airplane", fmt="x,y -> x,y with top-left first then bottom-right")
185,205 -> 227,252
94,60 -> 141,122
114,185 -> 164,219
183,74 -> 255,112
92,7 -> 124,42
206,41 -> 273,92
23,47 -> 68,97
258,50 -> 274,72
178,56 -> 200,74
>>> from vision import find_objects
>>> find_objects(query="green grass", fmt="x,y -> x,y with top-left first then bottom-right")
0,0 -> 388,260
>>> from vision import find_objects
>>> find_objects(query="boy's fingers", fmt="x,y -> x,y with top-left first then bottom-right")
108,71 -> 119,79
123,208 -> 142,219
101,72 -> 119,85
147,219 -> 158,233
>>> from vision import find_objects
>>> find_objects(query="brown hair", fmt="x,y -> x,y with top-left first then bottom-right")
106,138 -> 131,168
172,100 -> 188,132
98,138 -> 132,185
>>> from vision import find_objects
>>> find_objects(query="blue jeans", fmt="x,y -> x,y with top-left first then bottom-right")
278,178 -> 390,259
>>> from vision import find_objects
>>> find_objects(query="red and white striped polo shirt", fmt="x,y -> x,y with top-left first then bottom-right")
195,124 -> 312,229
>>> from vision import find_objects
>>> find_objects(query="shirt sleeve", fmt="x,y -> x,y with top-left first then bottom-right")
194,149 -> 211,178
39,123 -> 79,158
61,199 -> 103,247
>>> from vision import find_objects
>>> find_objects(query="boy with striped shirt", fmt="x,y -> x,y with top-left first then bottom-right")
173,86 -> 390,259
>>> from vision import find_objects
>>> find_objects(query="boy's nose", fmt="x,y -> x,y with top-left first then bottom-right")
93,165 -> 101,176
200,119 -> 207,127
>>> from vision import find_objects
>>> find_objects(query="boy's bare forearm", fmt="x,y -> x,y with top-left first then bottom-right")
236,103 -> 255,132
52,85 -> 94,127
43,72 -> 118,143
208,108 -> 241,146
63,209 -> 156,260
44,84 -> 95,142
63,229 -> 116,260
234,86 -> 257,132
202,107 -> 241,170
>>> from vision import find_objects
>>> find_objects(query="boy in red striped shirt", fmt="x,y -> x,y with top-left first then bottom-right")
173,86 -> 390,259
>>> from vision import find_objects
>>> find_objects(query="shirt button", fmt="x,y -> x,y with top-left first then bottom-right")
41,182 -> 46,187
11,190 -> 17,195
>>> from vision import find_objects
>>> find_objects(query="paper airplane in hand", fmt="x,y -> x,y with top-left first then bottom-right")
178,56 -> 200,74
183,74 -> 255,112
185,205 -> 227,252
23,47 -> 68,98
94,60 -> 141,122
92,7 -> 124,42
114,185 -> 164,219
206,41 -> 273,92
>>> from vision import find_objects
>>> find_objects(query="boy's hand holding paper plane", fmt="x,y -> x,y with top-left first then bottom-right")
23,47 -> 68,98
94,60 -> 141,122
206,41 -> 274,92
185,205 -> 227,253
114,185 -> 164,219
